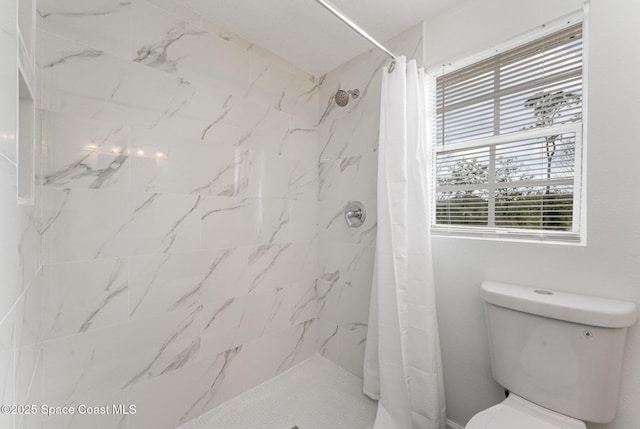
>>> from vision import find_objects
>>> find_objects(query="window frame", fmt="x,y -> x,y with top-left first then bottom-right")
429,11 -> 588,245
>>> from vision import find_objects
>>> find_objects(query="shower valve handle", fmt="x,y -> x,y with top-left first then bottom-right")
344,201 -> 367,227
346,209 -> 363,220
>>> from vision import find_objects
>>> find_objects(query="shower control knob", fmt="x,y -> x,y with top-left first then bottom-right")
344,201 -> 366,227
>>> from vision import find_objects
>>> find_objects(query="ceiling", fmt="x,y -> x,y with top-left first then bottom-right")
176,0 -> 466,75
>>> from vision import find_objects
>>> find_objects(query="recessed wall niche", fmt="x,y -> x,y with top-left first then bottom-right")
16,0 -> 35,205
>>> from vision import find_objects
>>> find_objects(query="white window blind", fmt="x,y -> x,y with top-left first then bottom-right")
433,23 -> 584,242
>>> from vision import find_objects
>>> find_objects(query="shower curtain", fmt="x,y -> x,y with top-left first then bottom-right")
363,57 -> 446,429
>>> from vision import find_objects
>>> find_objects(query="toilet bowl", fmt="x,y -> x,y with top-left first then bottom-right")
465,394 -> 585,429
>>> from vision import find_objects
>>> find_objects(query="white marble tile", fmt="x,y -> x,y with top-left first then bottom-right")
40,110 -> 131,191
316,313 -> 368,379
226,103 -> 291,153
255,199 -> 290,245
278,73 -> 320,120
246,242 -> 317,294
18,196 -> 43,292
319,241 -> 376,291
334,283 -> 372,328
192,320 -> 317,424
319,72 -> 382,133
201,197 -> 259,248
318,197 -> 377,244
37,0 -> 132,59
1,273 -> 40,424
200,288 -> 290,356
236,288 -> 289,337
41,307 -> 202,404
41,258 -> 128,340
247,43 -> 304,86
244,46 -> 318,120
15,353 -> 43,429
0,0 -> 17,165
195,123 -> 246,150
144,0 -> 203,29
127,346 -> 247,429
198,298 -> 245,357
286,158 -> 318,201
313,24 -> 425,379
41,188 -> 202,263
0,304 -> 16,353
318,103 -> 381,161
13,271 -> 43,351
247,151 -> 292,199
318,25 -> 423,163
39,31 -> 199,128
138,82 -> 239,145
128,248 -> 248,321
200,18 -> 252,51
237,319 -> 317,381
314,278 -> 342,322
288,280 -> 321,326
317,320 -> 340,360
289,199 -> 318,243
318,63 -> 383,162
0,157 -> 21,319
203,196 -> 312,247
178,355 -> 377,429
279,119 -> 318,162
319,152 -> 377,201
131,0 -> 251,94
40,387 -> 129,429
202,197 -> 306,247
130,128 -> 251,197
332,323 -> 368,378
22,0 -> 426,423
15,342 -> 41,406
248,50 -> 298,111
0,0 -> 15,34
0,348 -> 15,428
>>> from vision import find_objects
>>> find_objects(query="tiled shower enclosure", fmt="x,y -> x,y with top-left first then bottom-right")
1,0 -> 423,427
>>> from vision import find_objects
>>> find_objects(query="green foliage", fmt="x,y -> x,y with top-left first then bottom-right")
524,90 -> 581,127
435,89 -> 581,231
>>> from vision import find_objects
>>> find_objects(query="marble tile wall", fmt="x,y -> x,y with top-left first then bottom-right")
34,0 -> 319,427
315,24 -> 424,377
5,0 -> 426,426
0,0 -> 43,428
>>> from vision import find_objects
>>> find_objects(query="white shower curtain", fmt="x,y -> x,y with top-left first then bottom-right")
363,56 -> 446,429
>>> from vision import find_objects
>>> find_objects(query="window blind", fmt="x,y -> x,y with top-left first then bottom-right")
433,23 -> 584,242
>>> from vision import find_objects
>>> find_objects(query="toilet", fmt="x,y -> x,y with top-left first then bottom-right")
466,281 -> 637,429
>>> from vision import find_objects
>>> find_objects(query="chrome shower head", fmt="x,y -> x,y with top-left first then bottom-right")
334,88 -> 360,107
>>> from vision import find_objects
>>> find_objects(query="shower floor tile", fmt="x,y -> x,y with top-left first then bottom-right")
178,355 -> 376,429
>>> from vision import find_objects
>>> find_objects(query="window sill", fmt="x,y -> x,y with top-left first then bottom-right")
431,226 -> 585,246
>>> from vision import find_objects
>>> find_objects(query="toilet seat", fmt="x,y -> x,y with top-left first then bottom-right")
465,394 -> 586,429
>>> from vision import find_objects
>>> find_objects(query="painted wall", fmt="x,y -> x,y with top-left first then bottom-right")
316,25 -> 424,377
34,0 -> 319,428
423,1 -> 640,428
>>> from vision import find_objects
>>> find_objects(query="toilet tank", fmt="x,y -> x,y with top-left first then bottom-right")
481,281 -> 637,424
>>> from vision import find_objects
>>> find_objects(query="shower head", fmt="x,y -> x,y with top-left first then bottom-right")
334,88 -> 360,107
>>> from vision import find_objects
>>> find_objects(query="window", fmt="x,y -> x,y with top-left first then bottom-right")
432,23 -> 584,243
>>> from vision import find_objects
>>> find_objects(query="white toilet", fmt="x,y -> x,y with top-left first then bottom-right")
466,281 -> 637,429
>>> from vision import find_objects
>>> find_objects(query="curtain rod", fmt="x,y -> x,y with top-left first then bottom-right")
313,0 -> 398,62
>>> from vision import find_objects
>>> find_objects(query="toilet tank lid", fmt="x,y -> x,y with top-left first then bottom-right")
481,281 -> 637,328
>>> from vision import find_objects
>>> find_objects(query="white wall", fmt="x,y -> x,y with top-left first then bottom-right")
425,0 -> 640,428
423,0 -> 583,70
